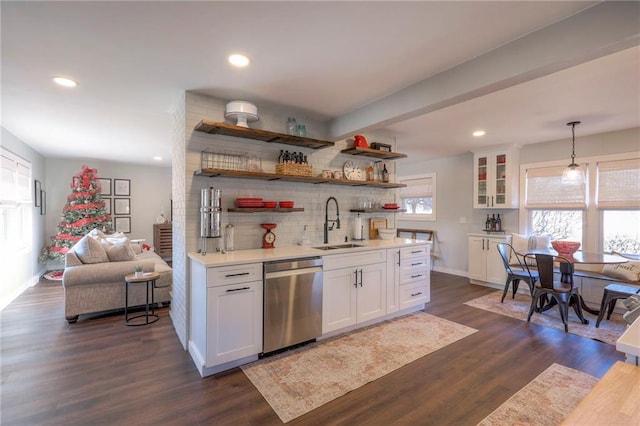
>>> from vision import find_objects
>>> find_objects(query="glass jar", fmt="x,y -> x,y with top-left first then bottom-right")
286,117 -> 297,135
224,224 -> 235,252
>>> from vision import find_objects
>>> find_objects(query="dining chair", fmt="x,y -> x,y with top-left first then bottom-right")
496,243 -> 539,303
526,253 -> 586,332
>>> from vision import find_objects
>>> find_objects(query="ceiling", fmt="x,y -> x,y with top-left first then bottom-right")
2,1 -> 639,166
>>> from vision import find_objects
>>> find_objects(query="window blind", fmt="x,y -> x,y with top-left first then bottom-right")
525,165 -> 586,208
399,176 -> 433,198
597,158 -> 640,208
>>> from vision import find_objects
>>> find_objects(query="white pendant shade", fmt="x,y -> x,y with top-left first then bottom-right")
561,164 -> 585,185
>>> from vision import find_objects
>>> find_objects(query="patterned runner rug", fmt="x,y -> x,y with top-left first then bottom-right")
477,363 -> 597,426
464,291 -> 626,345
241,312 -> 477,423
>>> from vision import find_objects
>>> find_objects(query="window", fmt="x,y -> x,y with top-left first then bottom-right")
398,173 -> 436,221
530,210 -> 584,243
521,152 -> 639,254
597,158 -> 640,254
524,164 -> 586,245
0,148 -> 32,251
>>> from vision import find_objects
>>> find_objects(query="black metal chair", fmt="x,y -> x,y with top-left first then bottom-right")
526,253 -> 587,332
496,243 -> 539,303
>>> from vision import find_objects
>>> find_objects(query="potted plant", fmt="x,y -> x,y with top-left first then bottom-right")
134,265 -> 143,278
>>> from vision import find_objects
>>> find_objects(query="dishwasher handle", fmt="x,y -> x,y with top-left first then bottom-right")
265,266 -> 323,280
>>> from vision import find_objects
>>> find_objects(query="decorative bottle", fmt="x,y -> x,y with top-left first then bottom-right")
286,117 -> 297,135
382,163 -> 389,183
496,214 -> 502,232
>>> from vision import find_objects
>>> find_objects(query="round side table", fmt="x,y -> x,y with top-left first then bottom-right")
124,272 -> 160,326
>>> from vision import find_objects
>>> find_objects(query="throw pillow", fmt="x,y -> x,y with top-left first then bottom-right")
602,261 -> 640,282
510,233 -> 552,266
106,242 -> 136,262
74,235 -> 109,264
88,228 -> 106,239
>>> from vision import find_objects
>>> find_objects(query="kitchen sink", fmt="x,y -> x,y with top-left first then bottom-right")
312,243 -> 364,251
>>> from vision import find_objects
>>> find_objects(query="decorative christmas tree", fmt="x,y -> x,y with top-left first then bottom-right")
39,165 -> 113,263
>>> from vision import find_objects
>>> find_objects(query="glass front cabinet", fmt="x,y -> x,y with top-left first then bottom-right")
473,146 -> 519,209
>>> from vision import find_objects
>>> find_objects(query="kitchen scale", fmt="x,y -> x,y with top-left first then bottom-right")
261,223 -> 277,248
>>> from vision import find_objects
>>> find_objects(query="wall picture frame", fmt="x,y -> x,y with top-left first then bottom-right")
40,190 -> 46,215
114,198 -> 130,215
34,180 -> 42,207
103,197 -> 112,214
114,217 -> 131,233
114,179 -> 130,196
98,178 -> 112,196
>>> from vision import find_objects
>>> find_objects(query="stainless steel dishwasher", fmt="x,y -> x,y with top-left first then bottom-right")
263,257 -> 323,354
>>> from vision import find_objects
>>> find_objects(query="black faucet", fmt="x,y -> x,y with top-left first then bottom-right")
324,196 -> 341,244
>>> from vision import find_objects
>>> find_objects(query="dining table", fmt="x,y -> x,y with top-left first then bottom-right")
518,248 -> 629,319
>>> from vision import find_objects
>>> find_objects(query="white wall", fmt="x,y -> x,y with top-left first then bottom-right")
44,158 -> 171,250
398,127 -> 640,277
1,127 -> 46,310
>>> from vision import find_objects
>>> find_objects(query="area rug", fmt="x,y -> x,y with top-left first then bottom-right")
43,270 -> 64,281
464,291 -> 626,345
477,363 -> 597,426
241,312 -> 477,423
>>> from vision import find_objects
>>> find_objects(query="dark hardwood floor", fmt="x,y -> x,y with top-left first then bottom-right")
1,272 -> 622,425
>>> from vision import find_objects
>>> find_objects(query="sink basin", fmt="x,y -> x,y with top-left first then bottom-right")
312,243 -> 364,251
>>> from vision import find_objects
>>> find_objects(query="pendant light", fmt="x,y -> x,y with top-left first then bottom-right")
561,121 -> 585,185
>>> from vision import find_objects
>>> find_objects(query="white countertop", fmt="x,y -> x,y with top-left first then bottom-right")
188,238 -> 431,267
617,316 -> 640,358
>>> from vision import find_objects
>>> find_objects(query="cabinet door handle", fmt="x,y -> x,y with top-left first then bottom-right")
411,274 -> 423,279
482,239 -> 485,250
225,272 -> 250,278
353,270 -> 358,287
411,250 -> 422,254
397,250 -> 401,266
411,291 -> 423,297
359,269 -> 363,287
411,262 -> 423,266
491,196 -> 494,207
226,287 -> 250,292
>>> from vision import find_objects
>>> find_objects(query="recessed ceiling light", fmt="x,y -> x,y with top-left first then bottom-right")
228,54 -> 250,68
52,77 -> 78,87
153,156 -> 162,161
473,130 -> 486,137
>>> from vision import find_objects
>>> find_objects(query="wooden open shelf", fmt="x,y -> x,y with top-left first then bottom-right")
228,208 -> 304,213
349,208 -> 407,213
194,120 -> 334,150
195,168 -> 406,188
341,147 -> 408,160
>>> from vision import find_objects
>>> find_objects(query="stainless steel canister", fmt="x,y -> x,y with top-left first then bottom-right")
200,188 -> 221,238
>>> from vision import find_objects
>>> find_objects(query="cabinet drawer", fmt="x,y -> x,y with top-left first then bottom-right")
400,265 -> 429,284
400,282 -> 429,307
323,249 -> 386,270
400,245 -> 429,260
207,263 -> 263,287
400,257 -> 429,272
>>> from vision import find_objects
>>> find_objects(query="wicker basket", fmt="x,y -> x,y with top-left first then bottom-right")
275,163 -> 313,177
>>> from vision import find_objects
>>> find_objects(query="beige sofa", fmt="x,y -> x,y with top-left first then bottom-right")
63,233 -> 172,323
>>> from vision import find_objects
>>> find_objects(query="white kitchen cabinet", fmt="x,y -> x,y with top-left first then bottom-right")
189,260 -> 263,377
322,250 -> 387,334
387,245 -> 432,313
468,234 -> 511,286
473,147 -> 519,209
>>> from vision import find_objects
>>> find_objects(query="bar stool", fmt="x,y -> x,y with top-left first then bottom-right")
596,283 -> 640,328
124,272 -> 160,326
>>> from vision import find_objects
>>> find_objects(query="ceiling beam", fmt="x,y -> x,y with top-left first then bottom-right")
329,1 -> 640,140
